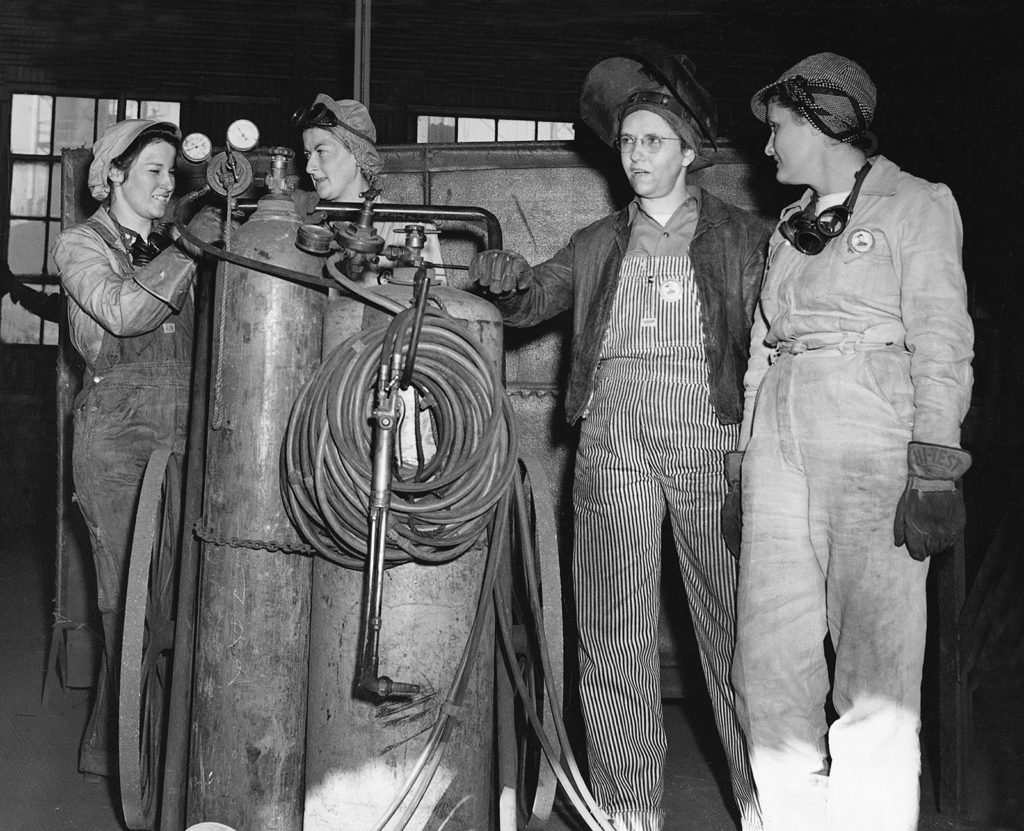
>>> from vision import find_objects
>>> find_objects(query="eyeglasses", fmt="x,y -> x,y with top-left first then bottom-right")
614,134 -> 684,153
290,102 -> 340,130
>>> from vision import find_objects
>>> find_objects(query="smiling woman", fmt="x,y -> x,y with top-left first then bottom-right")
49,119 -> 230,783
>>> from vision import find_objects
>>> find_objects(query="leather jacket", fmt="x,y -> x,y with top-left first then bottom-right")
499,189 -> 770,424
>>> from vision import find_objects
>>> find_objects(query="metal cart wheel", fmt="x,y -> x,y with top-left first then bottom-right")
119,447 -> 183,829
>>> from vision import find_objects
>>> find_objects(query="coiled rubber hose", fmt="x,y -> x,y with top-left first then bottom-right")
281,274 -> 519,568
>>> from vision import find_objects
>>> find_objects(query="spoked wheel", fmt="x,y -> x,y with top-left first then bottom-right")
119,447 -> 184,829
509,458 -> 565,830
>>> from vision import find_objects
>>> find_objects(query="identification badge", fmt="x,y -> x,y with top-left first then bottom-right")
162,322 -> 176,334
658,279 -> 683,303
848,228 -> 875,254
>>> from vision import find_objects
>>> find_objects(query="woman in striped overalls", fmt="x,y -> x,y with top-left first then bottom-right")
471,42 -> 768,831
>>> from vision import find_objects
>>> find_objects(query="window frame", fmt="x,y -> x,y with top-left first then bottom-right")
412,107 -> 575,145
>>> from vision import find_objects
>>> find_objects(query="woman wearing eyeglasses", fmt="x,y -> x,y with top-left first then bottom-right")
470,42 -> 768,831
729,54 -> 974,831
52,119 -> 226,780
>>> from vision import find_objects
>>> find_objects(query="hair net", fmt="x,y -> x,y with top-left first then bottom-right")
310,94 -> 384,188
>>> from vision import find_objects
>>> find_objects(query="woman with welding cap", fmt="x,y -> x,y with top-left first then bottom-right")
471,41 -> 768,831
290,93 -> 445,277
291,93 -> 445,465
52,119 -> 227,779
727,53 -> 974,831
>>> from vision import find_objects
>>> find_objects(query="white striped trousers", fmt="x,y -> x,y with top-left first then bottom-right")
572,254 -> 761,830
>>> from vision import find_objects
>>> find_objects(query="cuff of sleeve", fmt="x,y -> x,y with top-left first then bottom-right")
133,246 -> 197,312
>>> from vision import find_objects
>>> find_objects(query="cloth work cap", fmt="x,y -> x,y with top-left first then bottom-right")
88,119 -> 181,201
309,93 -> 384,188
580,38 -> 718,169
751,52 -> 876,143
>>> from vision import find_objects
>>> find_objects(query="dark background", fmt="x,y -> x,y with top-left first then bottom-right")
0,0 -> 1021,823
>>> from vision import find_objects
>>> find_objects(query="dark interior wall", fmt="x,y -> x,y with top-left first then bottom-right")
3,0 -> 1018,299
0,0 -> 355,148
0,1 -> 1018,157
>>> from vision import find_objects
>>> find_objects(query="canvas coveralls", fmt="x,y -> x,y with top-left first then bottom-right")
497,189 -> 767,831
53,206 -> 198,775
732,155 -> 973,831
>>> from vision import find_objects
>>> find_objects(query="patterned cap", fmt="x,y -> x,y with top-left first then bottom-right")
750,53 -> 876,143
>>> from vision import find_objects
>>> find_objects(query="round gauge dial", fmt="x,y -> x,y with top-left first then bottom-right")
226,118 -> 260,152
181,132 -> 212,163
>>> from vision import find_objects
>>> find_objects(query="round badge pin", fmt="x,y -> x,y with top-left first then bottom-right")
658,279 -> 683,302
848,228 -> 875,254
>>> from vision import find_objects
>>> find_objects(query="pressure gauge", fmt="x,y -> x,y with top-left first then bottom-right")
181,132 -> 212,164
226,118 -> 260,152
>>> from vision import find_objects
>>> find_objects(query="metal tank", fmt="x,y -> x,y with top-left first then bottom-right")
186,147 -> 325,831
301,220 -> 505,831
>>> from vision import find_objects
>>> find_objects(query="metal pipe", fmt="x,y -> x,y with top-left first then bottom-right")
235,199 -> 504,251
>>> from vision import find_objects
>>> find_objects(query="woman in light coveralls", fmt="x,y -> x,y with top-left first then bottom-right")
53,120 -> 225,778
727,54 -> 974,830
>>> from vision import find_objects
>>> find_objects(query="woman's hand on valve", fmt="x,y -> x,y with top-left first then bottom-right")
469,249 -> 533,298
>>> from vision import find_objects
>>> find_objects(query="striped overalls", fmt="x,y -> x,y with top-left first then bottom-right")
573,213 -> 759,831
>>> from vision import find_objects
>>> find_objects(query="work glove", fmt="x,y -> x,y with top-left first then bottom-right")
721,451 -> 744,559
176,206 -> 235,260
470,249 -> 533,297
894,441 -> 972,561
0,264 -> 21,301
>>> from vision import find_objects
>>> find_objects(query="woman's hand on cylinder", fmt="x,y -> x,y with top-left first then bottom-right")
469,249 -> 533,296
176,206 -> 236,259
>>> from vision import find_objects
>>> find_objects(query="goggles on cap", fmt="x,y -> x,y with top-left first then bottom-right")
781,161 -> 872,256
626,89 -> 687,121
768,75 -> 870,143
290,101 -> 375,144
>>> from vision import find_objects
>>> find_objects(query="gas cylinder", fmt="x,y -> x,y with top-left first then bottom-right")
187,172 -> 325,830
303,277 -> 504,831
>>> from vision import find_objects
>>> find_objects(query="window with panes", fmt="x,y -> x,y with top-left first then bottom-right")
416,115 -> 574,143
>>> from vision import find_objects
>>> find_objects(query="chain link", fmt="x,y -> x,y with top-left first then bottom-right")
193,519 -> 317,556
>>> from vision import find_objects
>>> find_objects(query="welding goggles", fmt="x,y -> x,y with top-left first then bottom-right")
781,161 -> 872,255
290,102 -> 375,145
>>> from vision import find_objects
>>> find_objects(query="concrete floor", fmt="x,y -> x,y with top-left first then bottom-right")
0,521 -> 1018,831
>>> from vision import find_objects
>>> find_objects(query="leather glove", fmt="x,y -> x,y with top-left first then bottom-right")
894,441 -> 972,561
0,264 -> 20,300
721,451 -> 744,559
470,249 -> 533,296
176,206 -> 235,260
